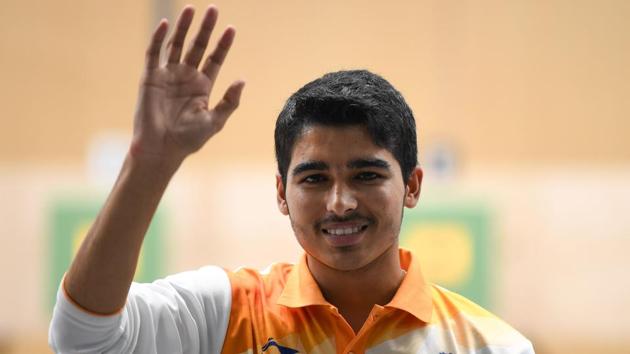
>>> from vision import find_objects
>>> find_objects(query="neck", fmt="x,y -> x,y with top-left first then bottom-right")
307,245 -> 405,333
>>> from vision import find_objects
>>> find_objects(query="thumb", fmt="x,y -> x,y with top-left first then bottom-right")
209,80 -> 245,132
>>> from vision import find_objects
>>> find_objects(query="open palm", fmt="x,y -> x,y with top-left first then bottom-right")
132,6 -> 244,163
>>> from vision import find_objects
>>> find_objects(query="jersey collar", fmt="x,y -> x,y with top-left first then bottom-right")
277,248 -> 432,323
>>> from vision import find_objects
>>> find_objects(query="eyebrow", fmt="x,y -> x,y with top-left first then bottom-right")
291,161 -> 328,176
347,158 -> 391,170
291,158 -> 391,176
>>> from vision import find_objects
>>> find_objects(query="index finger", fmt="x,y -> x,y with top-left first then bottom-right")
201,26 -> 236,82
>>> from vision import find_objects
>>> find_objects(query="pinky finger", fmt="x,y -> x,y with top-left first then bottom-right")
210,80 -> 246,132
145,19 -> 169,70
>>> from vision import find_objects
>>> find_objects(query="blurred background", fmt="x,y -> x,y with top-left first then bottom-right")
1,0 -> 629,353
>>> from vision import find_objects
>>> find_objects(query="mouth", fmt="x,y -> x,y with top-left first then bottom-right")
322,224 -> 369,235
321,224 -> 369,247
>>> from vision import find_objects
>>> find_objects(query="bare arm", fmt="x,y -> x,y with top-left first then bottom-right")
64,5 -> 245,315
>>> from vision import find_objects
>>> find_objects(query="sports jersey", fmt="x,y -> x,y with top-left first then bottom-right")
49,249 -> 534,353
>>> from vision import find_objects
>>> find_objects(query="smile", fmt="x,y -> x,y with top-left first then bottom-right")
322,225 -> 368,235
320,223 -> 369,247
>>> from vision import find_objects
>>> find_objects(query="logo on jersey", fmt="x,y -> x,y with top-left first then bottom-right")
261,337 -> 299,354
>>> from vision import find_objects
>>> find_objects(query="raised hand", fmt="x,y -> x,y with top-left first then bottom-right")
52,5 -> 244,321
131,5 -> 245,164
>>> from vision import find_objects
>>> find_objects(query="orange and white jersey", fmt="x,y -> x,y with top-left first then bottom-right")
50,249 -> 534,353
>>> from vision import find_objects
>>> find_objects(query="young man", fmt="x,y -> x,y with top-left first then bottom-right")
49,5 -> 534,354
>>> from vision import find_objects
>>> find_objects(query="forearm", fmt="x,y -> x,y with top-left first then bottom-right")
64,152 -> 181,314
58,2 -> 242,317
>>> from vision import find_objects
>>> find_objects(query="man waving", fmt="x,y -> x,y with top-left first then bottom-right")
49,5 -> 534,354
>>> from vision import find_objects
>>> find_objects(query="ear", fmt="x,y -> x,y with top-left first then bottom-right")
404,166 -> 423,208
276,174 -> 290,215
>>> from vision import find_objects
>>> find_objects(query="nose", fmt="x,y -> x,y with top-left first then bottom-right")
326,182 -> 358,216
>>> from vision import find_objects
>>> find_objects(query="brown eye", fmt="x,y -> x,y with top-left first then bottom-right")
303,174 -> 326,184
356,172 -> 380,181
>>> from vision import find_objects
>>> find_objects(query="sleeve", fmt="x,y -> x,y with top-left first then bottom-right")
485,339 -> 535,354
48,265 -> 232,354
514,340 -> 536,354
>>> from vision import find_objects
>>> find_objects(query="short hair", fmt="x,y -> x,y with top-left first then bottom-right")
274,69 -> 418,186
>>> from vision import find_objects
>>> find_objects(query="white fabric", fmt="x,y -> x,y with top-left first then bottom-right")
49,265 -> 232,354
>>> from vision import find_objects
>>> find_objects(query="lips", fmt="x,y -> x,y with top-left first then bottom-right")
322,224 -> 368,235
321,222 -> 369,247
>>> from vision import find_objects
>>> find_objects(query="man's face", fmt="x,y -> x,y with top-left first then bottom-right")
276,124 -> 421,272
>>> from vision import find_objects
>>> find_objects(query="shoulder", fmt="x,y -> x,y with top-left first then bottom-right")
130,265 -> 231,301
124,265 -> 233,329
226,262 -> 294,295
129,262 -> 295,307
431,284 -> 495,319
430,284 -> 534,353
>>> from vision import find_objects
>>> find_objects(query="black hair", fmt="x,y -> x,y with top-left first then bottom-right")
274,69 -> 417,186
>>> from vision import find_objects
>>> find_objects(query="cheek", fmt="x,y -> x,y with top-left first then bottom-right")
286,190 -> 322,222
287,200 -> 321,249
370,184 -> 405,206
367,185 -> 405,225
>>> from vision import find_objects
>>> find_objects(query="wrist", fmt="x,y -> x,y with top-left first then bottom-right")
128,141 -> 185,173
125,149 -> 183,181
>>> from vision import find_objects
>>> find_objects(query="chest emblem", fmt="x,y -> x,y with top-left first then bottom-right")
261,337 -> 300,354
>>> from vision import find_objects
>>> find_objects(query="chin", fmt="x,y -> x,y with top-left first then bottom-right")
326,255 -> 369,272
320,246 -> 385,272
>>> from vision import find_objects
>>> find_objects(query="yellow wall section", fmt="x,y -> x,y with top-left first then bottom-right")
405,224 -> 473,286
